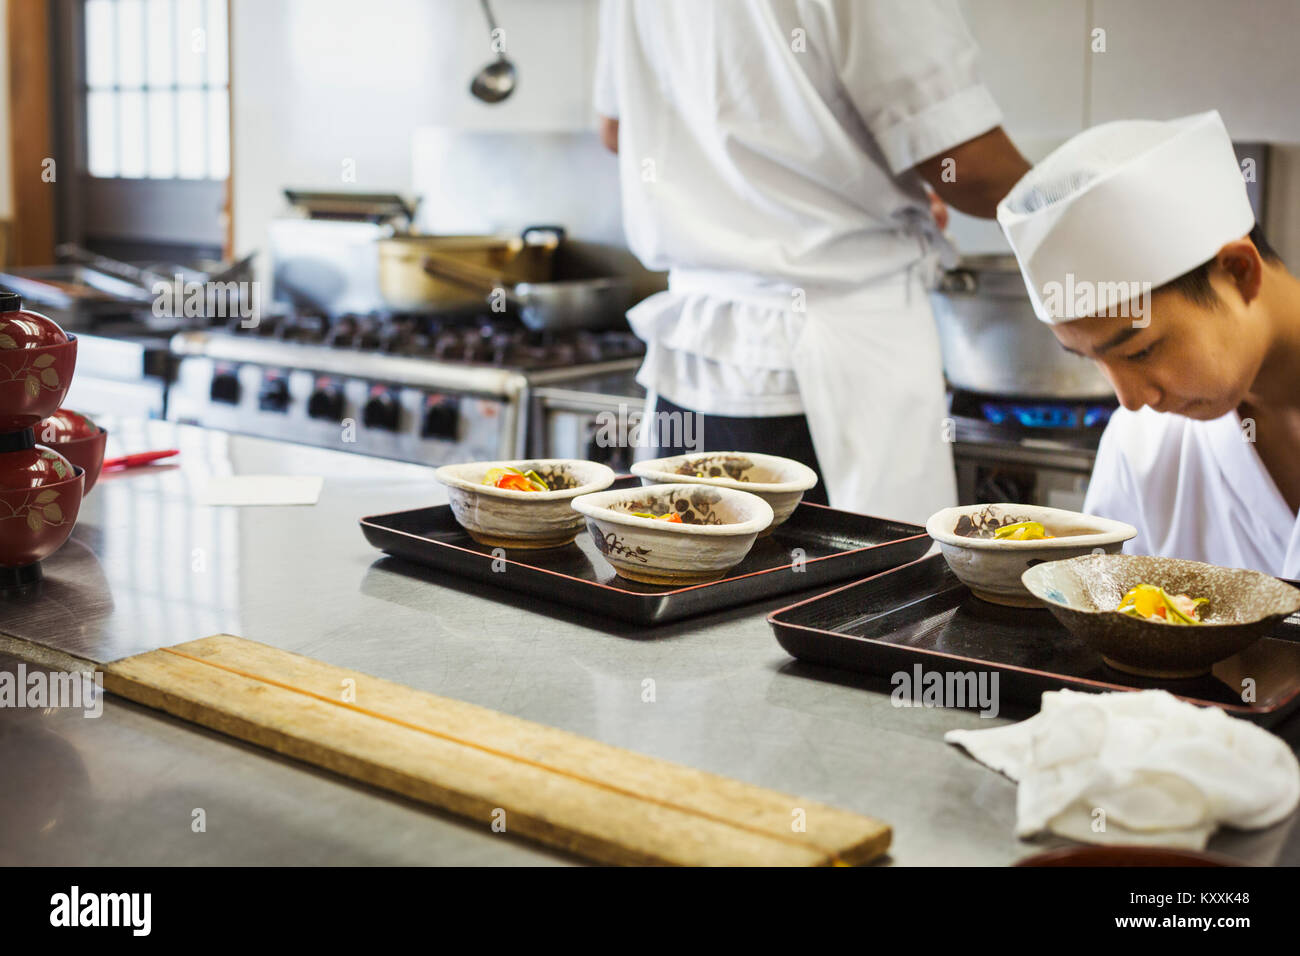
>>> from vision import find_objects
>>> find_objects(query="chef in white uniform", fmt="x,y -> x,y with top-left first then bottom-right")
594,0 -> 1030,523
998,111 -> 1300,578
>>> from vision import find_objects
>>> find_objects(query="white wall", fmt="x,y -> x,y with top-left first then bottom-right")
230,0 -> 603,267
231,0 -> 1300,266
410,128 -> 621,242
949,0 -> 1300,260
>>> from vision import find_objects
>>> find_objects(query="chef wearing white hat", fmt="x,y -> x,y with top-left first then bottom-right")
594,0 -> 1031,524
998,110 -> 1300,578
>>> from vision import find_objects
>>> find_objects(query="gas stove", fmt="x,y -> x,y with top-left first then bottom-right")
211,307 -> 642,368
167,308 -> 645,465
948,389 -> 1118,509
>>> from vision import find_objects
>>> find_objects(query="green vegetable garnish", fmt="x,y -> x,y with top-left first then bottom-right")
1118,584 -> 1208,625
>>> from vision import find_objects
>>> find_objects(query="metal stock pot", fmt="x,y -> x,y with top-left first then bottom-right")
928,255 -> 1114,399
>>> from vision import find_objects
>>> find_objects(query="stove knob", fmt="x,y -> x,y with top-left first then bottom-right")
420,399 -> 461,441
210,371 -> 241,405
257,377 -> 291,413
307,387 -> 344,422
362,392 -> 400,431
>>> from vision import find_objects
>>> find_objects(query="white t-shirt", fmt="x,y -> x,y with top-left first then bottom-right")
594,0 -> 1002,416
1084,406 -> 1300,579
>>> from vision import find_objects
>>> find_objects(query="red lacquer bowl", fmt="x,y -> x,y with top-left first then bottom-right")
1014,845 -> 1238,867
37,410 -> 107,492
0,444 -> 75,488
0,303 -> 69,348
0,466 -> 84,568
0,334 -> 78,431
48,427 -> 106,493
37,407 -> 98,441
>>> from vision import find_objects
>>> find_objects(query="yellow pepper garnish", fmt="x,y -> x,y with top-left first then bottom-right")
1118,584 -> 1208,625
629,511 -> 682,523
993,520 -> 1052,541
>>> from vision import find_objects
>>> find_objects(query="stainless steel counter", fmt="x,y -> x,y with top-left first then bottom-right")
3,419 -> 1299,865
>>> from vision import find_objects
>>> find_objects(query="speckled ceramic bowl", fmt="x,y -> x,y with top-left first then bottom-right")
434,458 -> 616,549
631,451 -> 818,535
1022,554 -> 1300,679
571,482 -> 773,585
926,503 -> 1137,607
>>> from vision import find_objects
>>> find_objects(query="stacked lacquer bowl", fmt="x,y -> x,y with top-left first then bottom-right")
0,293 -> 104,592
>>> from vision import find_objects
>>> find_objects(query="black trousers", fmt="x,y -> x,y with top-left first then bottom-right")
649,396 -> 829,506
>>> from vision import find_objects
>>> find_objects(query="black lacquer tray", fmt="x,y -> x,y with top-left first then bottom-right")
768,553 -> 1300,726
360,478 -> 931,625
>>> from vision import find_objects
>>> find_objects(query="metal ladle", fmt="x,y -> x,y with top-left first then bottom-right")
469,0 -> 517,104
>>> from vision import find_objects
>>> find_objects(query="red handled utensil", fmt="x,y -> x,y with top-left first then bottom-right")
102,449 -> 179,470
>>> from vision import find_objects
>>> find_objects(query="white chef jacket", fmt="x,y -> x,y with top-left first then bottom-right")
594,0 -> 1002,418
1084,406 -> 1300,580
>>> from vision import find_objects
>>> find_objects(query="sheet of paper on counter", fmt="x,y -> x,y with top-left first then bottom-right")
197,475 -> 325,507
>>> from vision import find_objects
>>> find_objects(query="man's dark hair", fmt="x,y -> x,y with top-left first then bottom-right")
1157,223 -> 1282,306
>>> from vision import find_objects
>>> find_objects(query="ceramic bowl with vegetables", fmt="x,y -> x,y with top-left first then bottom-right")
571,482 -> 773,585
433,459 -> 616,549
925,503 -> 1137,607
630,451 -> 817,535
1022,553 -> 1300,679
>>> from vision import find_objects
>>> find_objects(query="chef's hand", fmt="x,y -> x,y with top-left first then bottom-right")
914,126 -> 1030,220
599,115 -> 619,154
927,189 -> 949,232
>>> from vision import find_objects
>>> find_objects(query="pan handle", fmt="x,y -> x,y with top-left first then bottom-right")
521,224 -> 566,247
422,253 -> 524,305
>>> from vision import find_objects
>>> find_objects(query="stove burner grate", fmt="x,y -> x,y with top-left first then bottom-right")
218,307 -> 644,370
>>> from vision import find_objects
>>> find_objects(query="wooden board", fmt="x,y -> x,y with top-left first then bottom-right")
104,635 -> 890,866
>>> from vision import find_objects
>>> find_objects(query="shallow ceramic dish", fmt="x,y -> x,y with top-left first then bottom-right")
571,482 -> 773,585
433,458 -> 616,549
631,451 -> 817,535
926,503 -> 1137,606
1023,553 -> 1300,679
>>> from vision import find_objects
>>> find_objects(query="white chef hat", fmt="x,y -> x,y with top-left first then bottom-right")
997,111 -> 1255,323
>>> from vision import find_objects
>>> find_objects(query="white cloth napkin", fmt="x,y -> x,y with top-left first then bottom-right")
945,689 -> 1300,849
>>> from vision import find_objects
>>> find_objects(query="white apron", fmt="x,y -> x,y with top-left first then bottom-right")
633,264 -> 957,526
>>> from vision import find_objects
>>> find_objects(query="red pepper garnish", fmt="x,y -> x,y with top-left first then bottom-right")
495,473 -> 534,492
